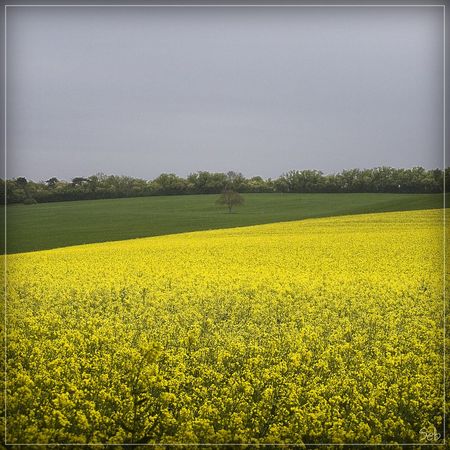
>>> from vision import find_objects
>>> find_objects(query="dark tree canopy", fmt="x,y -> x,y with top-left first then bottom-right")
71,177 -> 89,186
15,177 -> 28,188
45,177 -> 59,188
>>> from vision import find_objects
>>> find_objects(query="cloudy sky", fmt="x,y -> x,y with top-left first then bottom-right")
6,5 -> 444,181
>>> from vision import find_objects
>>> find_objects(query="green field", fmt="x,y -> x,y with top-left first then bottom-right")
2,193 -> 444,254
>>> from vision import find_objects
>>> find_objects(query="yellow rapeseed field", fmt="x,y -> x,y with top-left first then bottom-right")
2,209 -> 446,446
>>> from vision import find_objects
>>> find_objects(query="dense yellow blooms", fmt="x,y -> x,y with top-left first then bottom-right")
1,209 -> 446,446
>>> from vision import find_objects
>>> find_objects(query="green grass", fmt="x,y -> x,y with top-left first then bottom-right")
2,193 -> 444,254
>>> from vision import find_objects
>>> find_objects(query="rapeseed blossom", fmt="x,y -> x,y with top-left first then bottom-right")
2,209 -> 446,445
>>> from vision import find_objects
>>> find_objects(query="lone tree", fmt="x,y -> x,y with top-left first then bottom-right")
216,189 -> 244,213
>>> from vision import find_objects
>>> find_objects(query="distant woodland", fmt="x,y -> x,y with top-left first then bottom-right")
3,167 -> 448,204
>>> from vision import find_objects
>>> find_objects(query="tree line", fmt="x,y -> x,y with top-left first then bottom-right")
2,167 -> 448,204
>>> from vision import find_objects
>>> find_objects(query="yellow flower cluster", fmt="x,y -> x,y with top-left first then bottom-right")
2,209 -> 446,446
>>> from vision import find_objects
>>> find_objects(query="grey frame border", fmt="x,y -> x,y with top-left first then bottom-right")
2,0 -> 447,447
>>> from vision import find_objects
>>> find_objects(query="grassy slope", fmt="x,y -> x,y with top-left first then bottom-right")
2,192 -> 444,254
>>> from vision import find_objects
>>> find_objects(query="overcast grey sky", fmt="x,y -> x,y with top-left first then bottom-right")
6,5 -> 444,181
